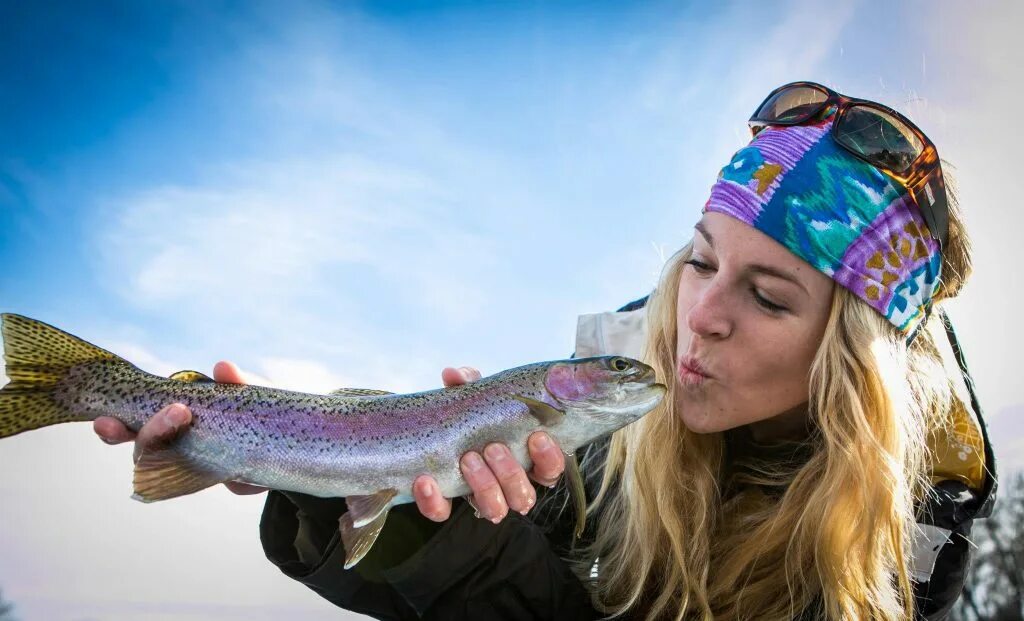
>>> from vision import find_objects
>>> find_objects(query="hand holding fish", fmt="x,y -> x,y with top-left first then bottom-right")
1,313 -> 665,568
93,360 -> 567,521
93,361 -> 268,496
422,367 -> 567,523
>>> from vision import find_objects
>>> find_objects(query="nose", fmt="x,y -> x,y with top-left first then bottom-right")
686,278 -> 733,339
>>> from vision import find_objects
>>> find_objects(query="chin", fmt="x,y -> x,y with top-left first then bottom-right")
678,408 -> 726,434
675,392 -> 728,434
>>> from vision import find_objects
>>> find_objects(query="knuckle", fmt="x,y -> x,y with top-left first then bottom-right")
495,466 -> 523,484
533,460 -> 563,481
505,484 -> 535,513
472,478 -> 502,497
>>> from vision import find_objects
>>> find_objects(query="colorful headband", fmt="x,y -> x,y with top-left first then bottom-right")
702,119 -> 942,337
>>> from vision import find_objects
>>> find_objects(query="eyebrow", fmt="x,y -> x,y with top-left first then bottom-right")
693,222 -> 809,296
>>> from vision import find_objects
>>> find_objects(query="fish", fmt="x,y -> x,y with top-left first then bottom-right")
0,314 -> 666,567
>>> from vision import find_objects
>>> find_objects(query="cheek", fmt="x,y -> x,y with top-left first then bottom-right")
675,280 -> 695,353
677,326 -> 819,432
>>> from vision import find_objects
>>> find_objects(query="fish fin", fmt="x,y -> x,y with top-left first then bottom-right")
345,488 -> 399,528
0,314 -> 119,439
169,370 -> 215,383
132,448 -> 228,502
329,387 -> 394,397
564,450 -> 587,539
339,506 -> 390,569
510,394 -> 564,426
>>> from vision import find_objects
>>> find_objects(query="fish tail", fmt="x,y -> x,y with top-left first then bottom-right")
0,314 -> 118,438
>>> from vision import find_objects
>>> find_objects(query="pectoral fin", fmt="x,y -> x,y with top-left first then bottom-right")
329,388 -> 394,397
339,506 -> 391,569
132,448 -> 229,502
564,450 -> 587,538
169,370 -> 215,383
511,394 -> 564,426
345,488 -> 398,528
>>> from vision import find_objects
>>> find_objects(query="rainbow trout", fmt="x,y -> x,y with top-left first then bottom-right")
0,314 -> 665,567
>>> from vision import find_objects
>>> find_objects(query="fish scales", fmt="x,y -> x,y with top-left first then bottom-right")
55,360 -> 548,495
0,313 -> 666,567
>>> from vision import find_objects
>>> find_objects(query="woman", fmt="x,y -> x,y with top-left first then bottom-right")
95,82 -> 996,620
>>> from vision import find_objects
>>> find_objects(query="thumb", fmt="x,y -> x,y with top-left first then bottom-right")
213,360 -> 246,385
134,403 -> 192,462
441,366 -> 481,388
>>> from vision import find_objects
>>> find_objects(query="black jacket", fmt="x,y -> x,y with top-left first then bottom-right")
259,298 -> 996,620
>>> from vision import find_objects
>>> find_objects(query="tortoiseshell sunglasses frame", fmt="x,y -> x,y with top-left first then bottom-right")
748,81 -> 949,249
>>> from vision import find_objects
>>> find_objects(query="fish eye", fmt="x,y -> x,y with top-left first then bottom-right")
610,357 -> 631,372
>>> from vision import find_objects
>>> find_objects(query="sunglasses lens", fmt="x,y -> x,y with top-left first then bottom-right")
751,85 -> 828,123
834,105 -> 923,174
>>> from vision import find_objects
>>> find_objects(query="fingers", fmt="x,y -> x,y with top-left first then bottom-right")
213,360 -> 246,385
133,403 -> 192,462
527,432 -> 565,488
413,475 -> 452,522
460,442 -> 537,523
93,417 -> 137,444
441,366 -> 481,388
483,443 -> 536,515
460,451 -> 506,523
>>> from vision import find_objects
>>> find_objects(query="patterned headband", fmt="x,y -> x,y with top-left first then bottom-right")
702,118 -> 942,338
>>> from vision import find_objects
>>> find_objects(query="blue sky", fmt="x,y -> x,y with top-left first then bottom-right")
1,1 -> 1022,619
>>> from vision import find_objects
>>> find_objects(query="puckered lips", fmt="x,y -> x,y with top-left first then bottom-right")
677,355 -> 713,386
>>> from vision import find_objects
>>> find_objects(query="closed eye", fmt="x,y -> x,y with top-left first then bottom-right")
752,290 -> 787,313
683,258 -> 712,273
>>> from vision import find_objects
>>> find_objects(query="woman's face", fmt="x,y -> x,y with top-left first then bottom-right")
675,212 -> 834,439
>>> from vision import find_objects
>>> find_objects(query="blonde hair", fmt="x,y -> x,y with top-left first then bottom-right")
579,182 -> 972,620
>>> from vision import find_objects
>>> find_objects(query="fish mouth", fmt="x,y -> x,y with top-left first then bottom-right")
618,361 -> 659,386
573,382 -> 666,419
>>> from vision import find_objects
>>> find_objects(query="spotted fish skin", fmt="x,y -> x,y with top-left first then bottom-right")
54,359 -> 590,499
0,313 -> 666,566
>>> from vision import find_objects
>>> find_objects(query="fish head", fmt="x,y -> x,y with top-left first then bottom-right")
543,356 -> 666,436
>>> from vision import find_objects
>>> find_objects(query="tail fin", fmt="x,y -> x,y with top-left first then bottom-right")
0,314 -> 116,438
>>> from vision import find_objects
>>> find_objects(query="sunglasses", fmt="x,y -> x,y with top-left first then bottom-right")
748,81 -> 949,249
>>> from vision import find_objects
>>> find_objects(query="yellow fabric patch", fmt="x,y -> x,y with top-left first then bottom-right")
929,398 -> 986,490
752,163 -> 782,195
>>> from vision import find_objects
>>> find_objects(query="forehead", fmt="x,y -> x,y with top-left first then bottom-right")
695,212 -> 829,290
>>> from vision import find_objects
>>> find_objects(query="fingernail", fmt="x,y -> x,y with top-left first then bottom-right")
100,436 -> 117,445
459,367 -> 474,380
484,444 -> 506,461
463,453 -> 484,473
490,515 -> 503,524
533,434 -> 553,451
164,404 -> 188,427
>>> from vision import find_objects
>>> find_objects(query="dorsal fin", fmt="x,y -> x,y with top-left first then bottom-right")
169,370 -> 215,383
329,387 -> 394,397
